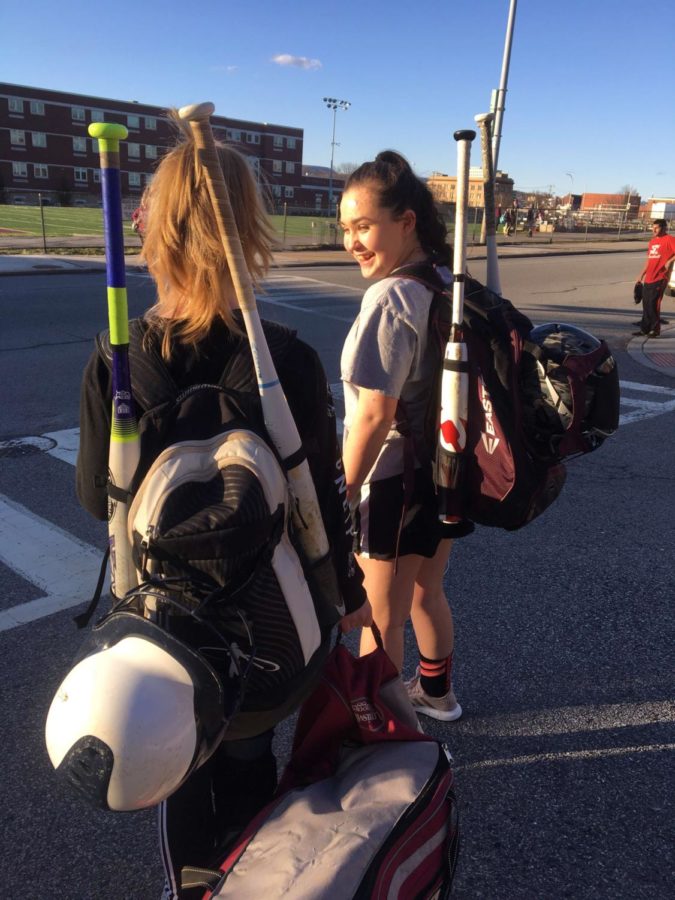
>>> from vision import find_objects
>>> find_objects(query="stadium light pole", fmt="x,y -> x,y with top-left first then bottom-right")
322,97 -> 350,215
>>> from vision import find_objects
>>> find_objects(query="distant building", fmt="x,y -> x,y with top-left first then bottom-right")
577,191 -> 641,220
0,82 -> 336,212
642,198 -> 675,221
426,170 -> 514,211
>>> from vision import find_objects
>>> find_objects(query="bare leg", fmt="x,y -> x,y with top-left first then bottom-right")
410,539 -> 454,660
357,553 -> 424,672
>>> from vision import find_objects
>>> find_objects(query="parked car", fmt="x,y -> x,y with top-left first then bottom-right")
668,264 -> 675,297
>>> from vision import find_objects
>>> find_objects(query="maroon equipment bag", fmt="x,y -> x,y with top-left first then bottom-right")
183,633 -> 459,899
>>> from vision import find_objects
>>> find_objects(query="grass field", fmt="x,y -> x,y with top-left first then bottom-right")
0,203 -> 473,245
0,204 -> 135,237
0,203 -> 334,241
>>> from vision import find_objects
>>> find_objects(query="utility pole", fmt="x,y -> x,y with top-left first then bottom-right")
480,0 -> 518,244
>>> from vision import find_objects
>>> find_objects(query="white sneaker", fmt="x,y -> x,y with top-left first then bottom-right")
405,669 -> 462,722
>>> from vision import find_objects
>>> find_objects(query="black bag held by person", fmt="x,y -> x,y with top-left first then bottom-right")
396,263 -> 620,531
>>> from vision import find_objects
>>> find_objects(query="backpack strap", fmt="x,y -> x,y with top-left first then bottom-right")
97,317 -> 299,411
96,318 -> 179,411
215,317 -> 298,394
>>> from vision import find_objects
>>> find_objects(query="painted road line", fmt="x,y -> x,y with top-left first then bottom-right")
0,493 -> 107,632
618,380 -> 675,426
43,427 -> 80,465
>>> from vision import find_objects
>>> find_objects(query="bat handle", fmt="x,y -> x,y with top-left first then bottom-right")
452,130 -> 475,327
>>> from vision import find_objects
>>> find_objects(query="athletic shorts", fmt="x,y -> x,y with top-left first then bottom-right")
354,467 -> 473,560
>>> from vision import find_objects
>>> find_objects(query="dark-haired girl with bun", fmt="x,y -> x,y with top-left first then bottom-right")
340,150 -> 463,722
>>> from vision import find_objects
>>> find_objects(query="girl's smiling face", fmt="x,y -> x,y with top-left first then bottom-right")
340,184 -> 421,280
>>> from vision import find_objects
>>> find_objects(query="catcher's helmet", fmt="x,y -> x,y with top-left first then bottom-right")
527,323 -> 620,454
45,612 -> 237,811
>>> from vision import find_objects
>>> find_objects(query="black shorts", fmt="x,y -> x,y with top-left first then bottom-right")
354,467 -> 473,560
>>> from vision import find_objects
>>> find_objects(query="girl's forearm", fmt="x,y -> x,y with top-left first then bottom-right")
343,415 -> 392,503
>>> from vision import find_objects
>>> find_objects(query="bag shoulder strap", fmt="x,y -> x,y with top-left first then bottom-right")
216,317 -> 298,393
97,317 -> 298,410
96,319 -> 180,411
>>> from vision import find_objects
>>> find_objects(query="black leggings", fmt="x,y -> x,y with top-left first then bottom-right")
159,730 -> 277,900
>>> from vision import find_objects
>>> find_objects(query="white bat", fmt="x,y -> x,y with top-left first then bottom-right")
178,102 -> 344,621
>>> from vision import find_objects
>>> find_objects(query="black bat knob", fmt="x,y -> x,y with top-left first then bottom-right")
454,129 -> 476,142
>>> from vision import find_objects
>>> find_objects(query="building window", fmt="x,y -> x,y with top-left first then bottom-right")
145,173 -> 154,186
145,116 -> 157,130
30,100 -> 45,115
271,185 -> 282,198
91,109 -> 104,122
34,164 -> 48,179
128,143 -> 141,158
127,114 -> 140,129
12,162 -> 28,178
273,136 -> 283,149
285,162 -> 295,174
287,137 -> 296,149
145,145 -> 157,159
246,132 -> 260,145
74,168 -> 88,183
10,130 -> 26,146
272,160 -> 282,174
32,132 -> 47,148
315,194 -> 323,208
73,137 -> 87,153
8,97 -> 24,114
284,187 -> 294,199
93,169 -> 101,183
91,138 -> 99,153
129,172 -> 141,187
72,107 -> 86,121
227,129 -> 241,142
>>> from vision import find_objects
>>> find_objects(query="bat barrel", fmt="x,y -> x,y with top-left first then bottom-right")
474,113 -> 502,295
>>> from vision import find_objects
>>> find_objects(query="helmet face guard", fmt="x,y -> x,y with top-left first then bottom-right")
528,323 -> 620,455
46,612 -> 238,811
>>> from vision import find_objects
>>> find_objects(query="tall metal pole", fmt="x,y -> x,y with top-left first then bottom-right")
322,97 -> 350,215
328,106 -> 337,214
479,0 -> 517,245
492,0 -> 518,174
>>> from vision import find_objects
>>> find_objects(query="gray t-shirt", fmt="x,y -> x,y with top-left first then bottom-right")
341,273 -> 443,483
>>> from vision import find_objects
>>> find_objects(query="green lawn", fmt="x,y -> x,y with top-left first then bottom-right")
0,204 -> 330,240
0,203 -> 471,244
0,203 -> 138,237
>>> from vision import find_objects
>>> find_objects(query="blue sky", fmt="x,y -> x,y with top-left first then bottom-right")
3,0 -> 672,199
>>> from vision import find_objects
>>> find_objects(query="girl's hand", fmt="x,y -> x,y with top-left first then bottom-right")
340,598 -> 373,634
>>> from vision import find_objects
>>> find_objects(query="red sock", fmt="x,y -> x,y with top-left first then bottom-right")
419,653 -> 453,697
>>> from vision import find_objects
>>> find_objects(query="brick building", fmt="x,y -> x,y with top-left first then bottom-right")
0,82 -> 340,212
426,168 -> 514,211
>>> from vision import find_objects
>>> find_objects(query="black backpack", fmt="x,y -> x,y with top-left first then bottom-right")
396,263 -> 620,531
92,318 -> 340,739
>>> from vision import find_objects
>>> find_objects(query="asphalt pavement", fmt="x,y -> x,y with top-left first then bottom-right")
2,239 -> 673,381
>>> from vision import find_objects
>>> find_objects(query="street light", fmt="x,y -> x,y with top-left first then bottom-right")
566,172 -> 574,207
322,97 -> 350,214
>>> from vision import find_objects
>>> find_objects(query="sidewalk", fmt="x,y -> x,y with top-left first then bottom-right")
1,243 -> 673,380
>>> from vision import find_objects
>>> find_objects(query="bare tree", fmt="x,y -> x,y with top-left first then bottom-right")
335,162 -> 359,175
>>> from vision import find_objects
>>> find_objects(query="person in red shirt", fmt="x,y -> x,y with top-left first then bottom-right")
634,219 -> 675,337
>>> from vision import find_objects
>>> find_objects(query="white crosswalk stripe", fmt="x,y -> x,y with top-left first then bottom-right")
0,379 -> 672,630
